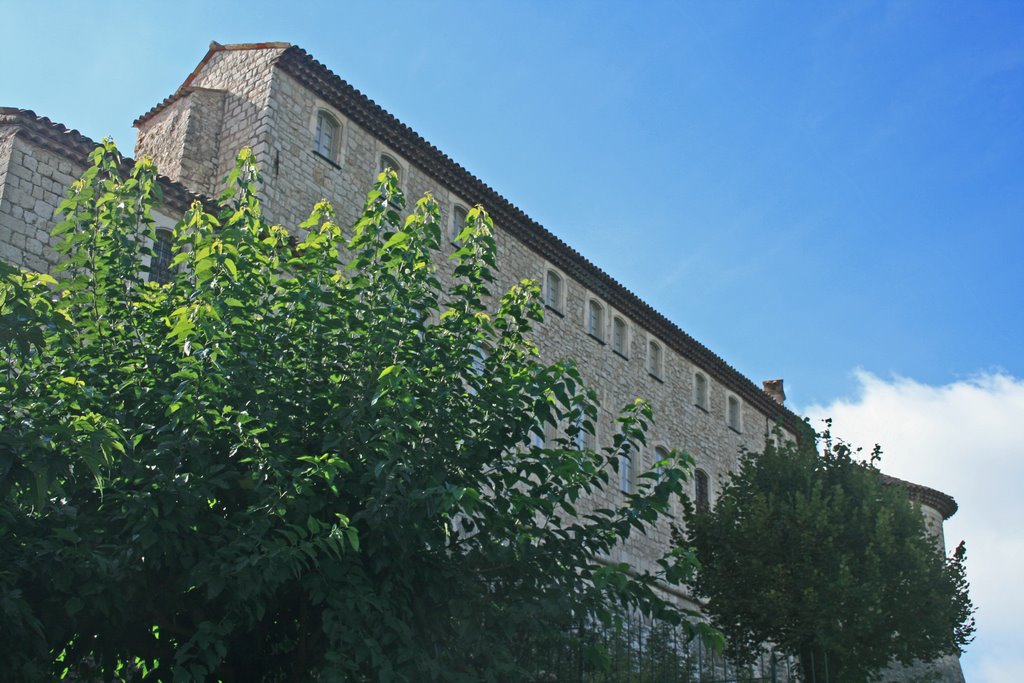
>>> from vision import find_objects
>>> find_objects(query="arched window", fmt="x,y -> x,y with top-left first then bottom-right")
545,270 -> 563,313
612,316 -> 628,357
727,395 -> 742,432
694,372 -> 709,411
587,299 -> 604,341
379,153 -> 402,182
648,339 -> 663,379
313,110 -> 340,161
378,153 -> 403,208
451,204 -> 468,244
149,229 -> 175,284
695,469 -> 710,512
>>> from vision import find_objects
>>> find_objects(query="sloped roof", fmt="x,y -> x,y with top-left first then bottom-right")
4,47 -> 960,520
879,472 -> 958,520
261,46 -> 964,520
0,107 -> 205,213
133,43 -> 808,437
134,42 -> 291,127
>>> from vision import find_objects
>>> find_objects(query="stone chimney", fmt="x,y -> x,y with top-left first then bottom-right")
763,379 -> 786,406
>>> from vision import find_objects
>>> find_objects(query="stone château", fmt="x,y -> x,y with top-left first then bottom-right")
0,41 -> 964,681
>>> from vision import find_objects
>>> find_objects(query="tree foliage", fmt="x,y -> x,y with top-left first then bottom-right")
0,143 -> 703,682
683,424 -> 975,683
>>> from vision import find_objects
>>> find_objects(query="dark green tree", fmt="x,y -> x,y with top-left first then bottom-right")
683,424 -> 975,683
0,143 -> 704,682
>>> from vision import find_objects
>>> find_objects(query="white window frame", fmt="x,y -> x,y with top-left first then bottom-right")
142,211 -> 178,284
148,228 -> 175,284
647,338 -> 664,380
652,444 -> 670,481
585,296 -> 606,342
530,416 -> 555,450
544,267 -> 566,315
726,393 -> 743,433
450,202 -> 469,245
611,315 -> 629,357
466,342 -> 490,396
377,151 -> 404,182
693,371 -> 710,412
375,150 -> 405,210
313,109 -> 342,163
619,452 -> 634,494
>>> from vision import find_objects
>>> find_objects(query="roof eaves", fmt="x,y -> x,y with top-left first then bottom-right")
272,45 -> 808,437
1,107 -> 207,214
134,41 -> 292,127
878,472 -> 958,520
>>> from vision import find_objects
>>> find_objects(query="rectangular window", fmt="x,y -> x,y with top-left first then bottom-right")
648,340 -> 663,379
612,317 -> 627,356
695,469 -> 710,512
653,446 -> 670,481
587,300 -> 604,340
378,153 -> 402,209
727,395 -> 742,432
451,204 -> 468,244
149,230 -> 175,284
545,271 -> 563,313
619,453 -> 633,493
314,111 -> 340,160
694,372 -> 709,410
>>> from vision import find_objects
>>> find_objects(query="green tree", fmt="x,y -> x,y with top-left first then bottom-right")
683,424 -> 975,683
0,143 -> 704,682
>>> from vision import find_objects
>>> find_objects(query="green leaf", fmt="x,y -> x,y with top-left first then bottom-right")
345,526 -> 360,552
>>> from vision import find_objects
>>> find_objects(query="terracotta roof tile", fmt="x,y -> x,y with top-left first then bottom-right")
134,41 -> 292,127
2,67 -> 960,516
878,472 -> 958,520
0,107 -> 207,213
270,45 -> 811,438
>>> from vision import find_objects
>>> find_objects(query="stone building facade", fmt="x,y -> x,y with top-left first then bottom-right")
0,42 -> 963,681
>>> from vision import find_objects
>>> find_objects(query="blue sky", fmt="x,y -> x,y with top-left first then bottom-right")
3,1 -> 1022,680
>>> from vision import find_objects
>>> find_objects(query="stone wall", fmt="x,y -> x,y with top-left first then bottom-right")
259,69 -> 378,230
180,55 -> 796,578
0,45 -> 964,680
137,46 -> 286,202
1,43 -> 955,582
135,47 -> 795,578
921,504 -> 948,553
0,129 -> 82,271
0,112 -> 189,277
134,98 -> 189,186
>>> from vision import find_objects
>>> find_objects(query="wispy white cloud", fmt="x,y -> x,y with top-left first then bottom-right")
802,371 -> 1024,683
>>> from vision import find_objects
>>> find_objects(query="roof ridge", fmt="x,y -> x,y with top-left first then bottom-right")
214,40 -> 292,51
134,41 -> 291,127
